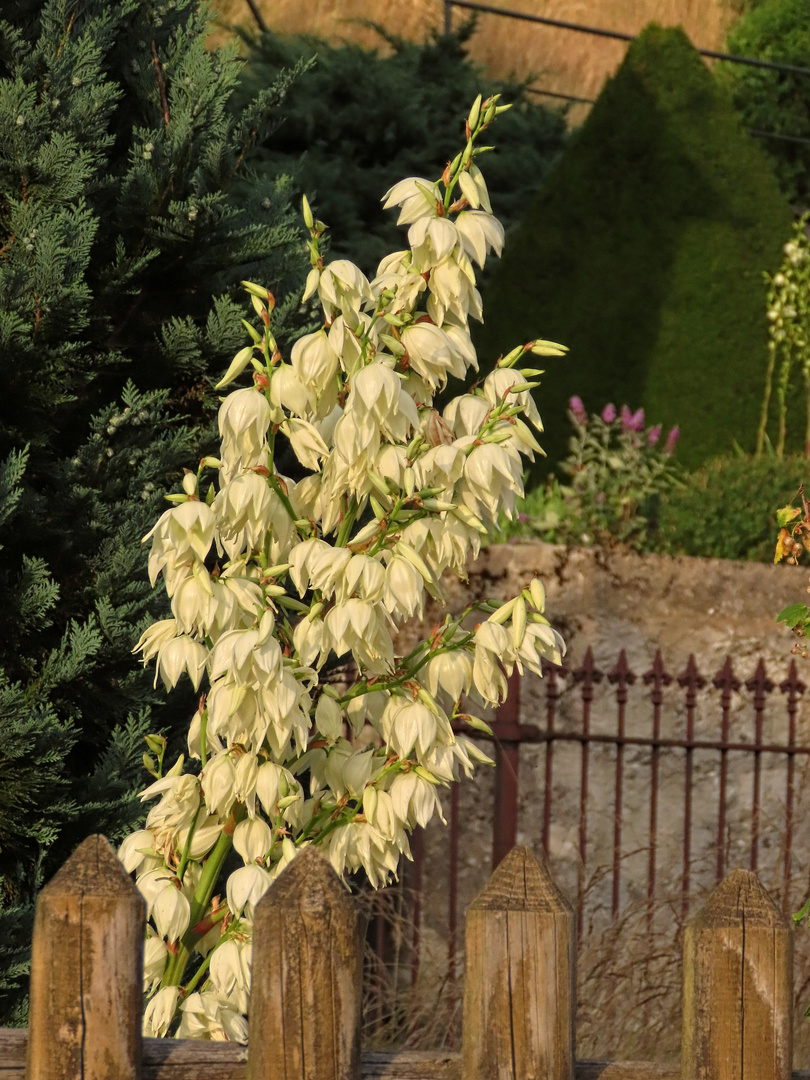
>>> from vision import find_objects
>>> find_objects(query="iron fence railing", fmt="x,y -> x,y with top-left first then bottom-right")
402,650 -> 810,981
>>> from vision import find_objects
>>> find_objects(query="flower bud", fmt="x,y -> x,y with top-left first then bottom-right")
467,94 -> 482,132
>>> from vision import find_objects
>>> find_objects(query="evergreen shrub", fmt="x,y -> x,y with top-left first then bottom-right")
474,24 -> 794,472
232,21 -> 568,274
0,0 -> 309,1023
721,0 -> 810,205
655,453 -> 809,562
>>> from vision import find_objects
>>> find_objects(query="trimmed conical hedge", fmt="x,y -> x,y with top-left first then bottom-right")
474,23 -> 795,470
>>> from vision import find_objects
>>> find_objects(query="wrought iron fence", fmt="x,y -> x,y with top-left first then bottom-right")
400,649 -> 810,990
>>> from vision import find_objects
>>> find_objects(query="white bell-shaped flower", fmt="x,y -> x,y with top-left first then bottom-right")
143,985 -> 179,1037
232,817 -> 272,865
177,991 -> 248,1043
154,633 -> 208,691
143,928 -> 168,995
201,750 -> 237,818
118,830 -> 158,875
226,863 -> 272,920
151,882 -> 191,942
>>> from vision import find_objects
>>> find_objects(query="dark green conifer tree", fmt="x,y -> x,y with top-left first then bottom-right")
0,0 -> 309,1023
474,24 -> 794,470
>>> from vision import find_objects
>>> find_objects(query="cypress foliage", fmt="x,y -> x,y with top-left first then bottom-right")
474,24 -> 794,471
0,0 -> 309,1022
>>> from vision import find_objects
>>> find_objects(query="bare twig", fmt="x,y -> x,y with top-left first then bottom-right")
150,41 -> 170,126
243,0 -> 269,33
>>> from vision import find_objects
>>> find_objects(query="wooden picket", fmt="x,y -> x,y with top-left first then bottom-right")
2,835 -> 810,1080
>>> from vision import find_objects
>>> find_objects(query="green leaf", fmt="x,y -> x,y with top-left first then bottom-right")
777,505 -> 801,528
776,602 -> 810,628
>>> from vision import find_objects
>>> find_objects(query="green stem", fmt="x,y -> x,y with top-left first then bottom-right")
336,499 -> 359,547
777,347 -> 792,458
199,708 -> 208,770
757,343 -> 777,457
162,806 -> 245,989
268,473 -> 304,533
182,951 -> 213,997
176,802 -> 202,884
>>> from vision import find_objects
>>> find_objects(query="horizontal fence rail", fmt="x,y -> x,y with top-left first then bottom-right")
443,0 -> 810,147
443,0 -> 810,77
3,837 -> 810,1080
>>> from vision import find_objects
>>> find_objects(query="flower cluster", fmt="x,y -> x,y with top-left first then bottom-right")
758,213 -> 810,457
118,96 -> 565,1041
507,397 -> 681,549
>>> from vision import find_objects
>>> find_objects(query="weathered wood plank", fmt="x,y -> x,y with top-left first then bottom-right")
24,834 -> 145,1080
6,1033 -> 810,1080
462,846 -> 575,1080
247,848 -> 363,1080
682,868 -> 793,1080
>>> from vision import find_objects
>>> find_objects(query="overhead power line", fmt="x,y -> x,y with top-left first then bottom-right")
748,129 -> 810,147
527,88 -> 596,105
444,0 -> 810,78
524,87 -> 810,146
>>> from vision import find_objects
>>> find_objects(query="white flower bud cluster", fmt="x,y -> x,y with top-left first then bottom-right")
760,212 -> 810,456
120,95 -> 566,1041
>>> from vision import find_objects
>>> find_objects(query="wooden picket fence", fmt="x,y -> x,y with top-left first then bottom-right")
2,833 -> 810,1080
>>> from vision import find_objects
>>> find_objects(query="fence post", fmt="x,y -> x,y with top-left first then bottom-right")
25,834 -> 145,1080
247,848 -> 363,1080
492,668 -> 521,871
462,846 -> 575,1080
682,868 -> 793,1080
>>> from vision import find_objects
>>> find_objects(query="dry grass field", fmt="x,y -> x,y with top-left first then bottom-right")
209,0 -> 740,122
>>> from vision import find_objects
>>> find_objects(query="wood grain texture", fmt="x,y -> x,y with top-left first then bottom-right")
247,848 -> 363,1080
682,868 -> 793,1080
462,845 -> 575,1080
24,834 -> 145,1080
8,1033 -> 810,1080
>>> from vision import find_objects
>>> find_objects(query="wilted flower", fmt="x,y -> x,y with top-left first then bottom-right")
647,424 -> 661,446
663,426 -> 680,454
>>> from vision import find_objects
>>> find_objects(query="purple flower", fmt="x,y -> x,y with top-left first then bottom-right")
663,426 -> 680,454
518,513 -> 529,523
647,424 -> 662,447
631,408 -> 645,432
601,403 -> 617,423
620,405 -> 633,431
569,395 -> 587,426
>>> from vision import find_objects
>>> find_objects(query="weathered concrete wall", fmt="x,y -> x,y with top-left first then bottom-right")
409,543 -> 810,1059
